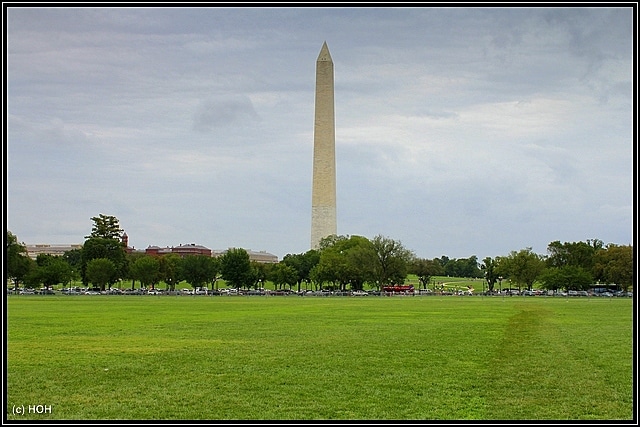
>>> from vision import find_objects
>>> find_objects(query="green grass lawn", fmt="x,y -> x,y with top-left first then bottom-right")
6,295 -> 633,420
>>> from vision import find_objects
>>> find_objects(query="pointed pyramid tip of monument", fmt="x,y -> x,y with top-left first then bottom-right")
317,41 -> 332,62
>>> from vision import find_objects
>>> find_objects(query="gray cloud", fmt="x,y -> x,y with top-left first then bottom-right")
193,95 -> 260,132
6,7 -> 633,260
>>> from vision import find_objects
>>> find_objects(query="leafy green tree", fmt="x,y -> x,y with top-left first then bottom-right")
207,256 -> 222,290
317,234 -> 346,250
130,255 -> 161,289
345,240 -> 377,290
300,250 -> 321,289
181,255 -> 217,290
546,239 -> 603,270
466,256 -> 482,278
34,254 -> 73,288
537,268 -> 563,292
443,259 -> 458,277
85,214 -> 124,240
23,264 -> 43,289
158,254 -> 183,291
6,231 -> 33,288
281,249 -> 320,292
443,256 -> 482,278
312,235 -> 413,291
593,244 -> 633,291
270,263 -> 298,291
220,248 -> 254,289
63,248 -> 83,283
369,235 -> 414,289
81,237 -> 128,286
312,235 -> 373,291
309,260 -> 333,291
86,258 -> 117,291
35,253 -> 50,267
499,248 -> 546,291
481,257 -> 501,292
438,256 -> 450,271
125,251 -> 147,289
410,258 -> 444,290
251,261 -> 271,290
538,265 -> 593,292
316,248 -> 356,291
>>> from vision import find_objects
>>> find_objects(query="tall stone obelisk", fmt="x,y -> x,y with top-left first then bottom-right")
311,41 -> 337,249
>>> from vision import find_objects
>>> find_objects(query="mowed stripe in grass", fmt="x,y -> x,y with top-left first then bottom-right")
6,296 -> 633,420
483,299 -> 633,420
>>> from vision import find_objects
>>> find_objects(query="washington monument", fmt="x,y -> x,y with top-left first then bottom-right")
311,41 -> 337,249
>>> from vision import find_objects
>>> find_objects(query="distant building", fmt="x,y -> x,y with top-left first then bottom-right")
211,249 -> 278,264
24,237 -> 277,264
25,244 -> 82,260
145,243 -> 212,257
172,244 -> 212,257
144,246 -> 173,256
121,232 -> 141,254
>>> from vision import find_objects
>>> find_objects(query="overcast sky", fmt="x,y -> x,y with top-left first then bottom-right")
6,6 -> 634,261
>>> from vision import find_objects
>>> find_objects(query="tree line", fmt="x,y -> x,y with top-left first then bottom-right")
6,214 -> 634,293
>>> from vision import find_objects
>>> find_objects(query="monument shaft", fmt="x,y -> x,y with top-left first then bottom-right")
311,42 -> 337,249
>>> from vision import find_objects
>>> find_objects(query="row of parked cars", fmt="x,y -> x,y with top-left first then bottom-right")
8,287 -> 417,296
7,287 -> 633,298
7,288 -> 55,295
489,289 -> 632,297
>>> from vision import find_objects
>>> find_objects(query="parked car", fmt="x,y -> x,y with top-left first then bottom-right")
352,290 -> 368,296
305,290 -> 329,296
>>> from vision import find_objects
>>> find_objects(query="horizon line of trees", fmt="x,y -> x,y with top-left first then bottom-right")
6,214 -> 634,294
